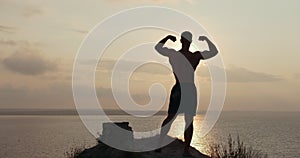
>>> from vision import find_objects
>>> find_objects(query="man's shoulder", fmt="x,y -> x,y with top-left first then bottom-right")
167,48 -> 178,52
163,48 -> 179,57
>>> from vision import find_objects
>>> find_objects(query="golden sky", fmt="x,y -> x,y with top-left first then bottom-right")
0,0 -> 300,111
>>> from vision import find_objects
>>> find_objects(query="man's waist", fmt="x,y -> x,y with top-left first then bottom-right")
175,81 -> 195,85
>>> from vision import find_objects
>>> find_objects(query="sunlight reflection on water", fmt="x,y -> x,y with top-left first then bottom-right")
168,115 -> 212,155
1,112 -> 299,158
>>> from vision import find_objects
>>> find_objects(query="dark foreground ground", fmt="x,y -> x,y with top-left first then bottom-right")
76,137 -> 210,158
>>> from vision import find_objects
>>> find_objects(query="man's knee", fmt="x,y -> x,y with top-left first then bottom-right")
166,114 -> 176,121
162,114 -> 176,125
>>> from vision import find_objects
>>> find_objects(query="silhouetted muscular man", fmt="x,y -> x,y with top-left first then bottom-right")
155,31 -> 218,157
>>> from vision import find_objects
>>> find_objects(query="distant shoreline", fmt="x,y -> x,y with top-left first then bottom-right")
0,109 -> 298,116
0,109 -> 167,116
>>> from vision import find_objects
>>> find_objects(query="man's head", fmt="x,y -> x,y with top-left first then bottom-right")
181,31 -> 192,50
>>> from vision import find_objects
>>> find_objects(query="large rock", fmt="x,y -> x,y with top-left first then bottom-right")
76,122 -> 210,158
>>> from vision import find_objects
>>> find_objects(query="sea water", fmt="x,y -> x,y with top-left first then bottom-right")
0,112 -> 299,158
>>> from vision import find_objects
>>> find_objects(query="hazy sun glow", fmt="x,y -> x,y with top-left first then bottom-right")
0,0 -> 299,111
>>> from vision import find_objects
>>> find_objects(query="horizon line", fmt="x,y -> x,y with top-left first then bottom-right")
0,108 -> 299,116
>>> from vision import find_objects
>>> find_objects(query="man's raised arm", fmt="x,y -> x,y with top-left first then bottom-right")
155,35 -> 176,56
195,36 -> 219,60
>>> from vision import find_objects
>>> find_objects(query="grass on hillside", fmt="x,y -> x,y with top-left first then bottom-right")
210,135 -> 268,158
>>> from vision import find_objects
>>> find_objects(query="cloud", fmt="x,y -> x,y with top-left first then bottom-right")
0,39 -> 31,47
0,82 -> 162,110
197,65 -> 282,83
0,82 -> 73,108
153,0 -> 194,4
2,49 -> 57,75
22,5 -> 44,18
97,59 -> 171,75
227,66 -> 282,82
293,73 -> 300,80
105,0 -> 193,4
95,60 -> 281,83
0,25 -> 16,33
95,85 -> 167,110
67,28 -> 88,34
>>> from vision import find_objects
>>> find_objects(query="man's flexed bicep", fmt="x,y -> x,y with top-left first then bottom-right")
196,36 -> 219,60
155,35 -> 177,57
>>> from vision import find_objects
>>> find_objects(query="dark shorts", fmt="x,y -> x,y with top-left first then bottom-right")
168,83 -> 197,116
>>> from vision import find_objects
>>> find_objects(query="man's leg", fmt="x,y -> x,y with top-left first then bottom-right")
183,114 -> 194,156
156,114 -> 176,152
161,114 -> 176,137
